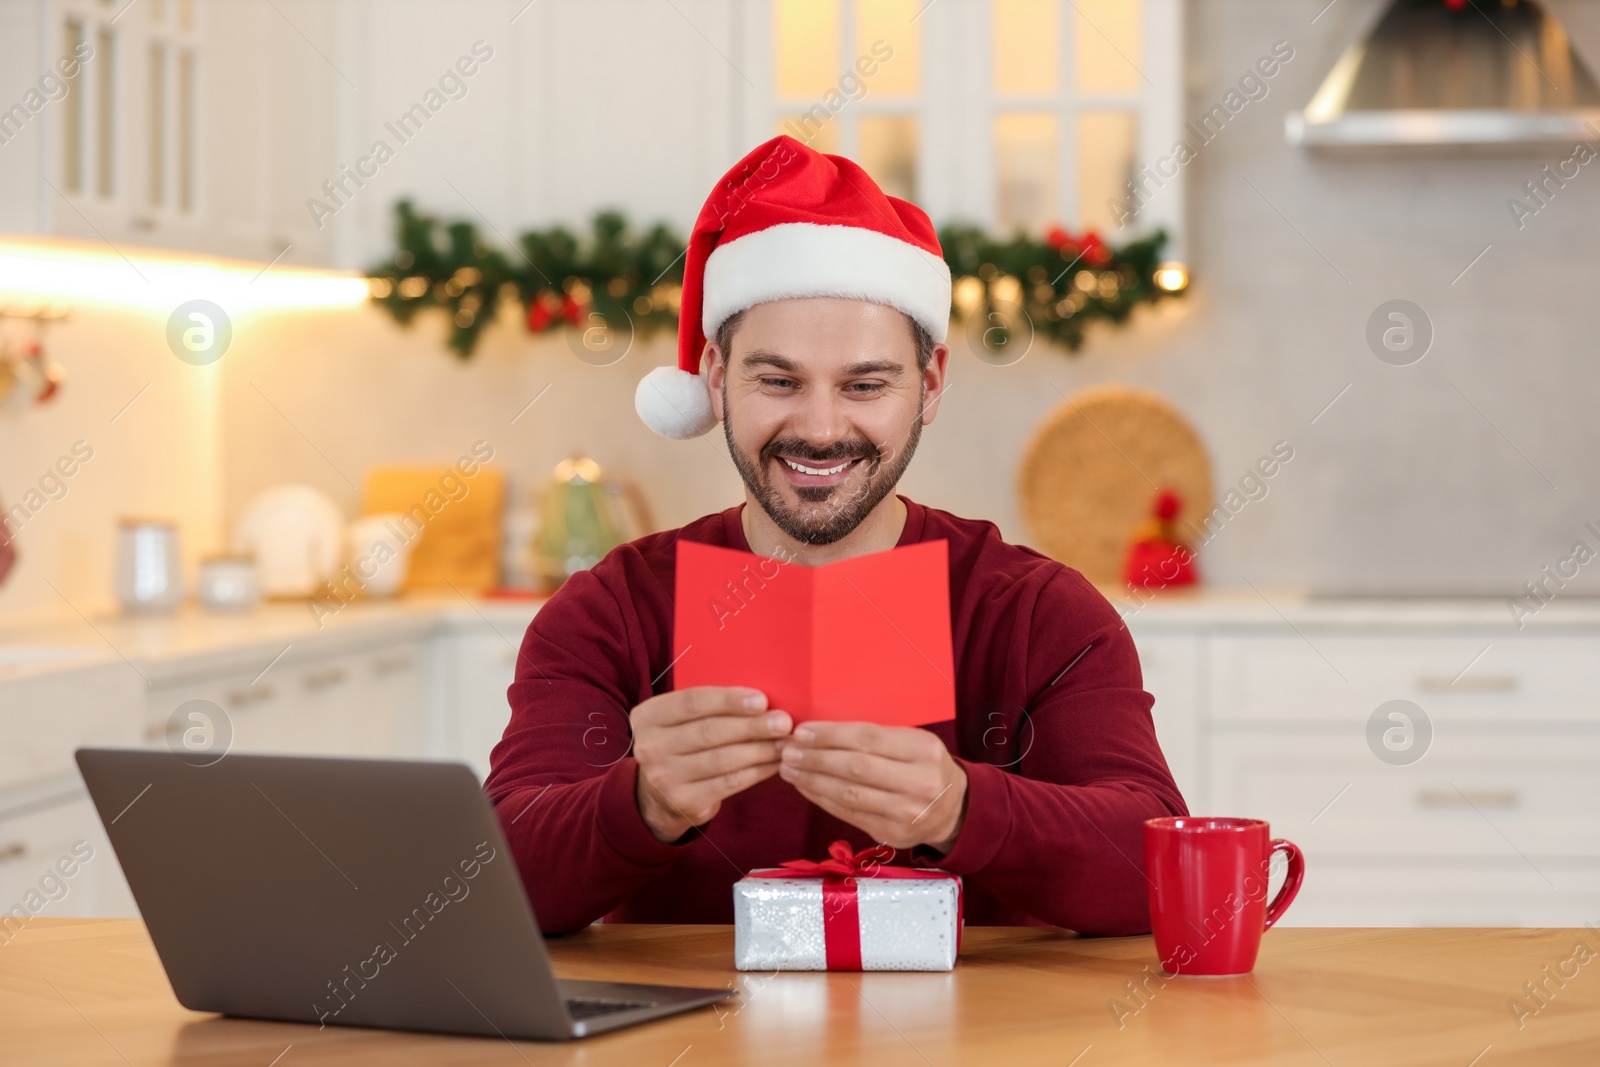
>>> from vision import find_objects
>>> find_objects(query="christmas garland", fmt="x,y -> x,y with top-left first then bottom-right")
365,200 -> 1184,359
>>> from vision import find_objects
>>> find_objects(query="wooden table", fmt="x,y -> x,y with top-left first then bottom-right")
2,920 -> 1596,1065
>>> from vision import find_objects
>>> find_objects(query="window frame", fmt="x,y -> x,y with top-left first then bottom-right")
741,0 -> 1184,254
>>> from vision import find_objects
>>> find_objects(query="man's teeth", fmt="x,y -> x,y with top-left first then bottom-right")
782,457 -> 856,476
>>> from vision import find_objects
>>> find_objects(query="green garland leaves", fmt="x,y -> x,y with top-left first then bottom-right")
365,200 -> 1183,359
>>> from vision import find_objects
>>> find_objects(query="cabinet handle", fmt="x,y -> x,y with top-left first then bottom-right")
304,667 -> 347,691
0,841 -> 25,863
1415,789 -> 1519,810
372,653 -> 415,675
227,687 -> 273,708
1416,675 -> 1518,693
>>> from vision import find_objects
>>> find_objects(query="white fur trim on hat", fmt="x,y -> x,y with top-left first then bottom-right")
636,364 -> 717,439
701,222 -> 951,344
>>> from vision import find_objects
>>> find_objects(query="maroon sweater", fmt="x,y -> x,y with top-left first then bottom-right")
485,496 -> 1187,935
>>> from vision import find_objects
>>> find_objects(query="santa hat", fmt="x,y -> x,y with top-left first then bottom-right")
634,135 -> 952,439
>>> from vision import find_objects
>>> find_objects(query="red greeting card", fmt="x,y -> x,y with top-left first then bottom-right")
673,540 -> 955,726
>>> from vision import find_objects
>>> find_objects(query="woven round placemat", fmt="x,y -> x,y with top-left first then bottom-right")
1016,384 -> 1213,589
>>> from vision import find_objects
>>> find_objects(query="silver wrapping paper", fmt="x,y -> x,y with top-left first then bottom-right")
732,872 -> 962,971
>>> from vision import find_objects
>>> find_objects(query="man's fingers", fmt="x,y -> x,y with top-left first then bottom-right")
664,709 -> 792,756
780,746 -> 918,794
671,762 -> 781,822
676,740 -> 782,785
781,767 -> 907,821
651,686 -> 767,727
791,720 -> 939,762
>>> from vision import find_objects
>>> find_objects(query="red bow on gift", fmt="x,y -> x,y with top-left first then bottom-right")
749,840 -> 963,970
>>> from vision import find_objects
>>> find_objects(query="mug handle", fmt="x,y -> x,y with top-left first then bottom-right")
1262,839 -> 1304,930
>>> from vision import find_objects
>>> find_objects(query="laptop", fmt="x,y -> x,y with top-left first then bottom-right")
75,748 -> 732,1040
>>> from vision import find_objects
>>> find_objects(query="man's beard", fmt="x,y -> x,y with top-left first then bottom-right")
723,384 -> 922,546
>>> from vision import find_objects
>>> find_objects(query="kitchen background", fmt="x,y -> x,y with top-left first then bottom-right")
3,0 -> 1599,929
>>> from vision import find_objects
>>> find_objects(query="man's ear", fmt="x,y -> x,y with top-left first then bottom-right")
706,342 -> 727,421
921,342 -> 951,425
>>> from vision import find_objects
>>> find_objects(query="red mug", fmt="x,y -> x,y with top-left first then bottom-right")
1143,817 -> 1304,977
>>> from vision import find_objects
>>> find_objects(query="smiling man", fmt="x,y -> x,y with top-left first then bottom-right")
485,135 -> 1186,935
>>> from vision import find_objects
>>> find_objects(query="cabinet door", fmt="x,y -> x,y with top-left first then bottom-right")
337,642 -> 427,758
1209,632 -> 1600,726
0,661 -> 142,791
146,640 -> 432,761
1126,630 -> 1202,810
1208,732 -> 1600,862
147,669 -> 319,758
0,787 -> 138,923
1273,859 -> 1600,928
440,631 -> 523,779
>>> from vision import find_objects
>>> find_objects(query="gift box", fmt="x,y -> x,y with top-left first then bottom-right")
733,841 -> 963,971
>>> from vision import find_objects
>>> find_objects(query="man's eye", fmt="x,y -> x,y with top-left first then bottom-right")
848,382 -> 886,394
761,377 -> 796,389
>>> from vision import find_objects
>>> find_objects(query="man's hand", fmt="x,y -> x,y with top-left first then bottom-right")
777,722 -> 968,853
632,686 -> 792,843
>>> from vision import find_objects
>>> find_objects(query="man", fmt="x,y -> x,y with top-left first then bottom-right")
485,135 -> 1186,936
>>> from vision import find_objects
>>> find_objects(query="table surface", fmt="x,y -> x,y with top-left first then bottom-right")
2,920 -> 1596,1065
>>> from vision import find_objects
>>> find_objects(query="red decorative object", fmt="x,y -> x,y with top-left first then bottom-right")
560,293 -> 583,326
1123,488 -> 1200,591
0,494 -> 15,587
525,297 -> 551,332
1043,224 -> 1112,267
1079,229 -> 1112,267
747,840 -> 964,971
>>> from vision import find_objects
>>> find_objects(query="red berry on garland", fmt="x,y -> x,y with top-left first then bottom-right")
1045,225 -> 1073,252
1080,230 -> 1112,267
527,297 -> 551,332
1444,0 -> 1466,8
561,294 -> 583,325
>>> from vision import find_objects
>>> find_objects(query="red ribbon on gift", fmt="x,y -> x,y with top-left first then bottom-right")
748,840 -> 963,971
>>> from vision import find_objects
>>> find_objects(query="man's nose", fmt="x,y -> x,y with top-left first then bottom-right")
787,388 -> 853,450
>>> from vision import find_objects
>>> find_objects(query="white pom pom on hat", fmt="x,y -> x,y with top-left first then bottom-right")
633,134 -> 952,439
634,362 -> 716,440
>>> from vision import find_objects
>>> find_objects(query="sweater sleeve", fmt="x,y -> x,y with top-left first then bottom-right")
920,569 -> 1188,935
482,566 -> 687,934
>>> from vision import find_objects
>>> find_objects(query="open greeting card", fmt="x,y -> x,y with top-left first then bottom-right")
672,540 -> 955,727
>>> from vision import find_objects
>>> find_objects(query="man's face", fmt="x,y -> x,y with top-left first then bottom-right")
709,297 -> 947,546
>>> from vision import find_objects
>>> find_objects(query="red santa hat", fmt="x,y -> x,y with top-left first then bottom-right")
634,135 -> 952,439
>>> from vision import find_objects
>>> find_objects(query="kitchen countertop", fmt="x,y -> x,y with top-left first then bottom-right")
0,594 -> 547,686
3,586 -> 1597,688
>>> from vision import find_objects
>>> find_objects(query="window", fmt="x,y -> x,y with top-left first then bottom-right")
772,0 -> 922,200
991,0 -> 1142,235
756,0 -> 1181,245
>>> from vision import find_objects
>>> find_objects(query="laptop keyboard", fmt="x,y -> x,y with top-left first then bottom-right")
565,996 -> 655,1020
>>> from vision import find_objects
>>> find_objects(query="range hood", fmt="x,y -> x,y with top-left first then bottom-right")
1287,0 -> 1600,152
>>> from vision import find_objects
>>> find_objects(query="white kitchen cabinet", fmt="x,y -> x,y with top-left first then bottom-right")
1125,628 -> 1202,810
7,594 -> 1599,928
1149,619 -> 1600,928
143,638 -> 428,761
432,625 -> 524,780
0,656 -> 141,791
1208,731 -> 1600,860
0,0 -> 339,263
0,778 -> 138,925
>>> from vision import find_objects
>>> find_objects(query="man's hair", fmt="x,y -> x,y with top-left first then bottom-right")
713,307 -> 935,372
